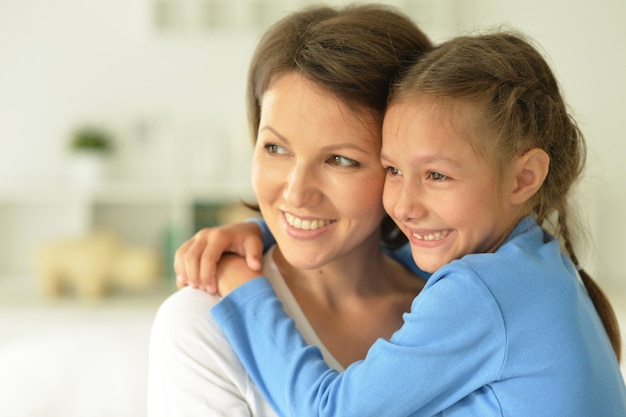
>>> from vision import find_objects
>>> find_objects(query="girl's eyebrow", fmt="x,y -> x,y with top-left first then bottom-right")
420,156 -> 460,166
380,151 -> 393,162
380,152 -> 460,167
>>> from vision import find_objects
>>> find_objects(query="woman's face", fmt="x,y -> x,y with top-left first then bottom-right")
252,72 -> 386,270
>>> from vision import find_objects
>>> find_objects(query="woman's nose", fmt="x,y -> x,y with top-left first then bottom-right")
283,164 -> 323,208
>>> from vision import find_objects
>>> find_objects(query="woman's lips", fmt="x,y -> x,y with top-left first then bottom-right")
284,212 -> 335,231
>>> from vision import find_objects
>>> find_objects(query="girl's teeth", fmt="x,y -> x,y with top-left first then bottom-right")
412,230 -> 450,241
285,213 -> 332,230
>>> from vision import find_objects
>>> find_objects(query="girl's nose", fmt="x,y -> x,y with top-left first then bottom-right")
283,164 -> 323,208
385,180 -> 427,223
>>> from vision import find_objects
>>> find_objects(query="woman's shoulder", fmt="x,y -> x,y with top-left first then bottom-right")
151,286 -> 223,341
156,286 -> 221,317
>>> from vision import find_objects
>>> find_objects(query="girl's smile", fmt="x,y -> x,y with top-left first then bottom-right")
409,228 -> 453,242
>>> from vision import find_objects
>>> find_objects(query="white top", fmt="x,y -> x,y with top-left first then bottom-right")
147,246 -> 342,416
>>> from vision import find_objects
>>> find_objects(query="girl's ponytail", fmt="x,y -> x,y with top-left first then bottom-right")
561,216 -> 621,361
577,266 -> 622,362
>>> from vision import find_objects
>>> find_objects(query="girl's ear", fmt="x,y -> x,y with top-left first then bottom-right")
510,148 -> 550,205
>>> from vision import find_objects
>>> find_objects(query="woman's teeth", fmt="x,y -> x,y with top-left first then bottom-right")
285,213 -> 333,230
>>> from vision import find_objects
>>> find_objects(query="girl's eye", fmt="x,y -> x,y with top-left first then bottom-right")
264,143 -> 288,155
328,155 -> 360,167
428,171 -> 450,181
385,166 -> 401,176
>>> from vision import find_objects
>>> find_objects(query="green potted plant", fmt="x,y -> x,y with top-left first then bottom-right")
69,127 -> 113,154
67,126 -> 114,190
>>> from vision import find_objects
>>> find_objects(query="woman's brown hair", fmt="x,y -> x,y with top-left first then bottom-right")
245,4 -> 432,248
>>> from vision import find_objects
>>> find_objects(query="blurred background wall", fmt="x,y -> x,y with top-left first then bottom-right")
0,0 -> 624,416
1,0 -> 625,291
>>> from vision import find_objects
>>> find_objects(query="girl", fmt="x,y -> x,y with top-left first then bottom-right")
190,32 -> 626,416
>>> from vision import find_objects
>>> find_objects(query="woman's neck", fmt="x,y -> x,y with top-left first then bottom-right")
272,238 -> 391,308
271,238 -> 423,367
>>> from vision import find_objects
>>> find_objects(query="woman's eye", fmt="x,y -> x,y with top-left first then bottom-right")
385,166 -> 401,176
264,143 -> 288,155
329,155 -> 360,167
429,171 -> 450,181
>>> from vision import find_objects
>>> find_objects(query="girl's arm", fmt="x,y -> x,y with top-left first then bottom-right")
175,218 -> 428,293
174,218 -> 275,293
211,270 -> 505,417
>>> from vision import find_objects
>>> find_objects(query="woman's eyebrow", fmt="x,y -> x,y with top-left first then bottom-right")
259,126 -> 289,144
260,126 -> 372,155
321,142 -> 371,155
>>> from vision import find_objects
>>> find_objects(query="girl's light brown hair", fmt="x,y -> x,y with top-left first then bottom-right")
390,32 -> 621,360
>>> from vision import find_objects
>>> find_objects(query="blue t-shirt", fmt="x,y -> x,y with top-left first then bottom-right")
213,216 -> 626,416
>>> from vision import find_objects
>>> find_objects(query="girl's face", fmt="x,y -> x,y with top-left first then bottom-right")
381,97 -> 519,273
252,72 -> 386,270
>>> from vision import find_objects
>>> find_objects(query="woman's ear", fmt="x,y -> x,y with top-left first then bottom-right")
510,148 -> 550,205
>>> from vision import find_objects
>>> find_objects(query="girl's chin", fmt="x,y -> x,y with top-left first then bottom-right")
410,252 -> 449,274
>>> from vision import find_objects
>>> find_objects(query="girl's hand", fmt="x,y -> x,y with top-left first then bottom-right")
215,254 -> 262,296
174,222 -> 264,294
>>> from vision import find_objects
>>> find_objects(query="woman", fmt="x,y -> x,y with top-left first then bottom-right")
147,4 -> 432,416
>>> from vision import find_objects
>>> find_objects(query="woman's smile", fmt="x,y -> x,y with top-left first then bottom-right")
283,211 -> 336,231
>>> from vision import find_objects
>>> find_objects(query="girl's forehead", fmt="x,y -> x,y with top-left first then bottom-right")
383,95 -> 496,165
386,95 -> 485,139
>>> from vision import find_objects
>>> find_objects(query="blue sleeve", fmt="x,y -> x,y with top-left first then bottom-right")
245,218 -> 275,253
211,270 -> 506,417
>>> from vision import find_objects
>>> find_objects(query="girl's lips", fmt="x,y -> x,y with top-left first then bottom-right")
403,226 -> 454,248
411,229 -> 452,241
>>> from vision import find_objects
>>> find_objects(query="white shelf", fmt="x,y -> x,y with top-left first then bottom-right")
0,180 -> 253,204
0,180 -> 255,280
